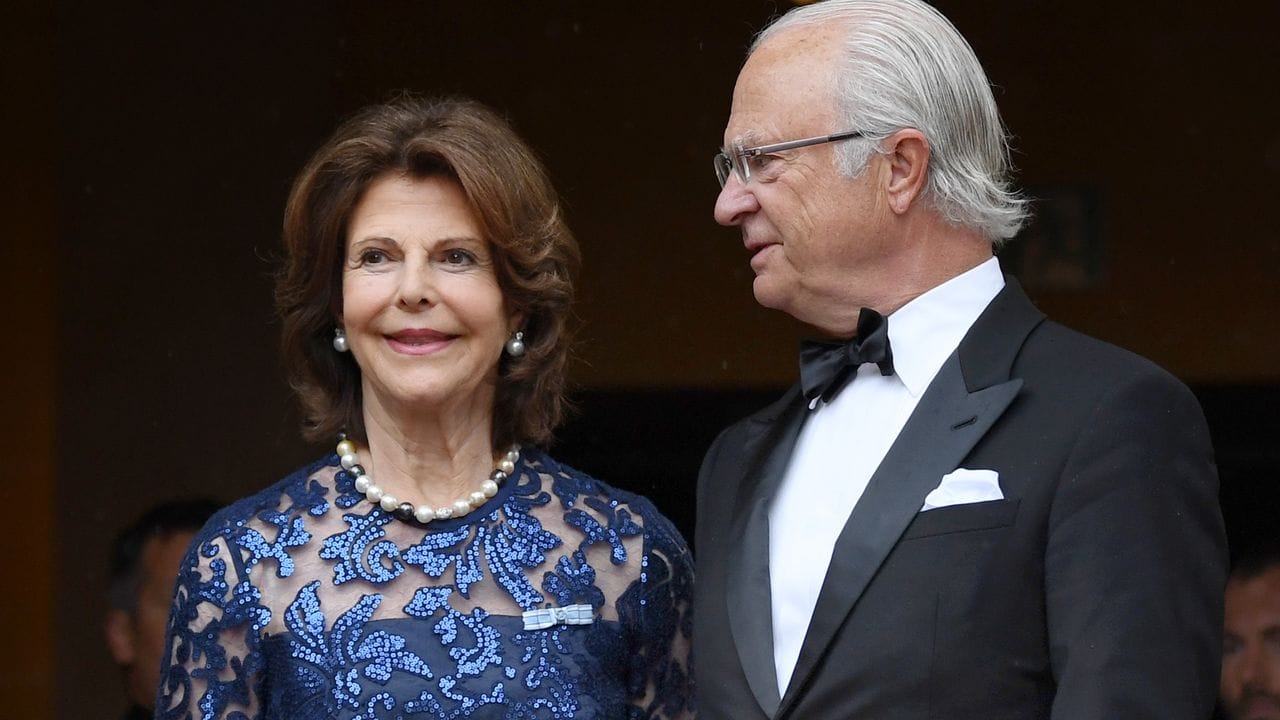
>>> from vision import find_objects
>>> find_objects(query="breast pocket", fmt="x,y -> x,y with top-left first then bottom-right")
899,498 -> 1020,540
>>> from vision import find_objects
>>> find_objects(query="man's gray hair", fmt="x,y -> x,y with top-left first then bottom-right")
754,0 -> 1029,243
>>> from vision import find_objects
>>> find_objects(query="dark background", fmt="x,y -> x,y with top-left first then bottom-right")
3,2 -> 1278,717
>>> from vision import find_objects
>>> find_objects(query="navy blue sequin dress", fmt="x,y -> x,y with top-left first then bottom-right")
156,449 -> 694,719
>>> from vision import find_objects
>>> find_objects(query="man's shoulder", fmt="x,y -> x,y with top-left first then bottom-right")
1023,318 -> 1187,387
713,384 -> 802,435
972,278 -> 1194,399
1011,318 -> 1204,430
697,385 -> 800,489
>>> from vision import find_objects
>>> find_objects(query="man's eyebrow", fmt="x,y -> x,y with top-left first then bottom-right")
726,129 -> 759,148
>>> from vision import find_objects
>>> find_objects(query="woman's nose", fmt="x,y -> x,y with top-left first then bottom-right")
396,260 -> 436,308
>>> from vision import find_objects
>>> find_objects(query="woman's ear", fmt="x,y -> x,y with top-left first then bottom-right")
508,309 -> 527,335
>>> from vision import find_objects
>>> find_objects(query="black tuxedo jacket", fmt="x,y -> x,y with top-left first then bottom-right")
693,280 -> 1226,719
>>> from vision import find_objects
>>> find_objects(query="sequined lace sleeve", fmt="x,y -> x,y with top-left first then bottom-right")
154,457 -> 332,720
620,494 -> 696,719
157,518 -> 268,719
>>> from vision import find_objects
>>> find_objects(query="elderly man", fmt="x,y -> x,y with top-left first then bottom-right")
693,1 -> 1226,718
1221,548 -> 1280,720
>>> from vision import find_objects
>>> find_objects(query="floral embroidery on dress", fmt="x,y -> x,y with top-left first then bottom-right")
320,510 -> 405,586
283,582 -> 433,711
238,513 -> 310,578
542,551 -> 606,610
157,450 -> 694,719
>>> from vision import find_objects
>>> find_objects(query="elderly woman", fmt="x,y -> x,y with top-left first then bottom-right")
157,97 -> 694,719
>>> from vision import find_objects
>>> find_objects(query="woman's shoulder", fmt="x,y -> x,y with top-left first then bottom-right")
193,454 -> 340,544
526,450 -> 694,639
528,449 -> 649,512
524,448 -> 689,552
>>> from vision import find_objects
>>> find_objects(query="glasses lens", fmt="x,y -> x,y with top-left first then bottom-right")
714,152 -> 731,188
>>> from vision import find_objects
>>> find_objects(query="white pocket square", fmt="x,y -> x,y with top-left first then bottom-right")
920,468 -> 1003,512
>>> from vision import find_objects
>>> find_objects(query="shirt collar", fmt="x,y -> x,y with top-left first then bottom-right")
887,256 -> 1005,397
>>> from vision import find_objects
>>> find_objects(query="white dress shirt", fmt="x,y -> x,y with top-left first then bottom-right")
768,257 -> 1006,695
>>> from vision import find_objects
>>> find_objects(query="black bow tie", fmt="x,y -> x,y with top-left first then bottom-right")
799,307 -> 895,404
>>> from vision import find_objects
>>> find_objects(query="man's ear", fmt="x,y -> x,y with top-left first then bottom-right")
104,609 -> 136,665
882,129 -> 931,215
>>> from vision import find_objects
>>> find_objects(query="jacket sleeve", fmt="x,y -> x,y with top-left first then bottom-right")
1044,369 -> 1226,719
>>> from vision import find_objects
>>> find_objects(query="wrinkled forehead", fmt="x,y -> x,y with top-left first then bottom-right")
724,28 -> 843,146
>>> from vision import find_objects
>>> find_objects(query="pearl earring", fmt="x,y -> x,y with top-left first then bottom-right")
505,331 -> 526,357
333,327 -> 349,353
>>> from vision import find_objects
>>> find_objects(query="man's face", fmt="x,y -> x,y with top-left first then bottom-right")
1222,565 -> 1280,720
713,26 -> 894,334
107,530 -> 195,709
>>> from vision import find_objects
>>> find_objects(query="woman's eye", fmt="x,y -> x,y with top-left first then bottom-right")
358,249 -> 388,265
444,249 -> 476,265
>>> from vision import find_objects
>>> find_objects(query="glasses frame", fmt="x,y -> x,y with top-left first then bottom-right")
715,129 -> 865,188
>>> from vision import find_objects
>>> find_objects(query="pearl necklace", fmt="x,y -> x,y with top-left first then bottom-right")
336,435 -> 521,524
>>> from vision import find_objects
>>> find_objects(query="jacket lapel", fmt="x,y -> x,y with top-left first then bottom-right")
776,278 -> 1046,716
724,386 -> 808,718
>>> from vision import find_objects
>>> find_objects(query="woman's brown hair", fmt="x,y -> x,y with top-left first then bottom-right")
276,95 -> 579,449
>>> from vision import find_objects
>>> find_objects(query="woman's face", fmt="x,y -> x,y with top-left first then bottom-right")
341,173 -> 516,418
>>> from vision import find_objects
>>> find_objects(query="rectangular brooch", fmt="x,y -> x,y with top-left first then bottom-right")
521,603 -> 594,630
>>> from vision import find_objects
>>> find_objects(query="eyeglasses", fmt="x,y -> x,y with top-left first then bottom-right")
714,129 -> 865,188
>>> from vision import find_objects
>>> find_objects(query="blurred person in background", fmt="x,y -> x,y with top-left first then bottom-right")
1222,545 -> 1280,720
105,498 -> 219,720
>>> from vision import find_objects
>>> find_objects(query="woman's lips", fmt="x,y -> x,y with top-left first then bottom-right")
386,329 -> 456,355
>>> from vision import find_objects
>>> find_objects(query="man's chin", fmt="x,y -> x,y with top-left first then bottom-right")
1230,693 -> 1280,720
751,278 -> 786,312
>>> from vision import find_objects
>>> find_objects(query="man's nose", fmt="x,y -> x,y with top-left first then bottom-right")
1238,643 -> 1275,690
713,175 -> 759,227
